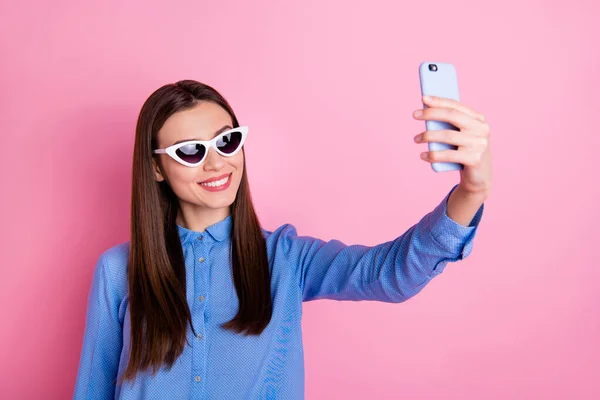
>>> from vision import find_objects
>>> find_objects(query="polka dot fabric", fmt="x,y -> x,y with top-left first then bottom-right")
73,184 -> 484,399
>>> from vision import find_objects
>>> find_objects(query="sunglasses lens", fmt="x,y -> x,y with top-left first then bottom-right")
216,129 -> 243,154
175,143 -> 206,164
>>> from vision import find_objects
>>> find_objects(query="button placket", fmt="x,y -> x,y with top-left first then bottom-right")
195,236 -> 208,304
191,235 -> 208,391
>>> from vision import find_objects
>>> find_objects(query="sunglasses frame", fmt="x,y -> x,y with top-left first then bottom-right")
153,126 -> 248,167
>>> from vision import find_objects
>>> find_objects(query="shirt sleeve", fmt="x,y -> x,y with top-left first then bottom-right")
282,184 -> 484,303
73,253 -> 123,399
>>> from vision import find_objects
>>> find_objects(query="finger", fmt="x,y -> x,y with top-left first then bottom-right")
414,107 -> 485,132
422,95 -> 485,122
414,129 -> 474,147
420,149 -> 481,167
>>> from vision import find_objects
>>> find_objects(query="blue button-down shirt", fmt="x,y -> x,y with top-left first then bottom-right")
73,185 -> 484,399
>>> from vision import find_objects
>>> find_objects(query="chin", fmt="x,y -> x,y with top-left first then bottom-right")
204,194 -> 237,209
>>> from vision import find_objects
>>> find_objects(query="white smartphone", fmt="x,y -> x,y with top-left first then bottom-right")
418,61 -> 463,172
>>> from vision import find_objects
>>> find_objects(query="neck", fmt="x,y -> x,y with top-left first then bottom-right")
176,203 -> 231,232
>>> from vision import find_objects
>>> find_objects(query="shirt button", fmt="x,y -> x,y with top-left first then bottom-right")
197,333 -> 203,339
198,257 -> 205,263
198,295 -> 205,301
198,235 -> 203,240
195,375 -> 201,382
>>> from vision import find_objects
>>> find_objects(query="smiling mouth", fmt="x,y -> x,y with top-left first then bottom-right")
198,173 -> 231,188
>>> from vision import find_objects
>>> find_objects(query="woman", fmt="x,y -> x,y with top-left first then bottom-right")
73,80 -> 491,399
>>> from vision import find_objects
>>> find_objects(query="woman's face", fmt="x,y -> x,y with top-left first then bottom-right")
153,101 -> 244,216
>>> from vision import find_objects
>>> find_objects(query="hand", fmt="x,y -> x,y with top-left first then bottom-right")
412,95 -> 493,197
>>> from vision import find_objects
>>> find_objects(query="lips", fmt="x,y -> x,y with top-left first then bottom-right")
197,173 -> 233,192
199,173 -> 231,184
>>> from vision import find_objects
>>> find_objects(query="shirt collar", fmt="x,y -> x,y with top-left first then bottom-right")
176,215 -> 232,244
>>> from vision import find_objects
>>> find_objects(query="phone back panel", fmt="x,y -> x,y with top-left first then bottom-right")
419,62 -> 463,172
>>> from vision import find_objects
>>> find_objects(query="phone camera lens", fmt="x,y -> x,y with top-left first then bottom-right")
429,64 -> 438,72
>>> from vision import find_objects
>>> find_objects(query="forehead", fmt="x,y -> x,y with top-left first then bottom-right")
158,101 -> 233,145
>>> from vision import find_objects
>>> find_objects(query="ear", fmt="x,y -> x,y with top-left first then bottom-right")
153,159 -> 165,182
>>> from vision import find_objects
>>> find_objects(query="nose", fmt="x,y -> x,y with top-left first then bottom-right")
202,148 -> 225,171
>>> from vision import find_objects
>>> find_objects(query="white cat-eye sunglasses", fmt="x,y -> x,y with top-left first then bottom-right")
153,126 -> 248,167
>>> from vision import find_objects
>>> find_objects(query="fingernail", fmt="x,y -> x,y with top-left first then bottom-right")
413,110 -> 422,117
414,134 -> 422,142
420,152 -> 428,159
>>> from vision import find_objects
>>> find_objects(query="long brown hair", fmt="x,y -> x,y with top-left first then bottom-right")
122,80 -> 272,383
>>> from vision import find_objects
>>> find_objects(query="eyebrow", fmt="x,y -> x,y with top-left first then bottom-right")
172,125 -> 232,145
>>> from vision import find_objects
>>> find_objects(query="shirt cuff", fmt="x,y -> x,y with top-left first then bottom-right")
426,184 -> 484,260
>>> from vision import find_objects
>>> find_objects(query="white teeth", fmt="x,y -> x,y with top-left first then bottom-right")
200,175 -> 229,188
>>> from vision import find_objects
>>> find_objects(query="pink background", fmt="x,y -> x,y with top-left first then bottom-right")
1,1 -> 598,399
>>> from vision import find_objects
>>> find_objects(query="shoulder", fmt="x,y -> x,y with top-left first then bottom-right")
261,223 -> 322,256
94,241 -> 130,297
262,223 -> 299,247
98,241 -> 129,265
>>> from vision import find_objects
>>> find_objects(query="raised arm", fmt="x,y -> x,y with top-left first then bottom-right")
279,185 -> 484,303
